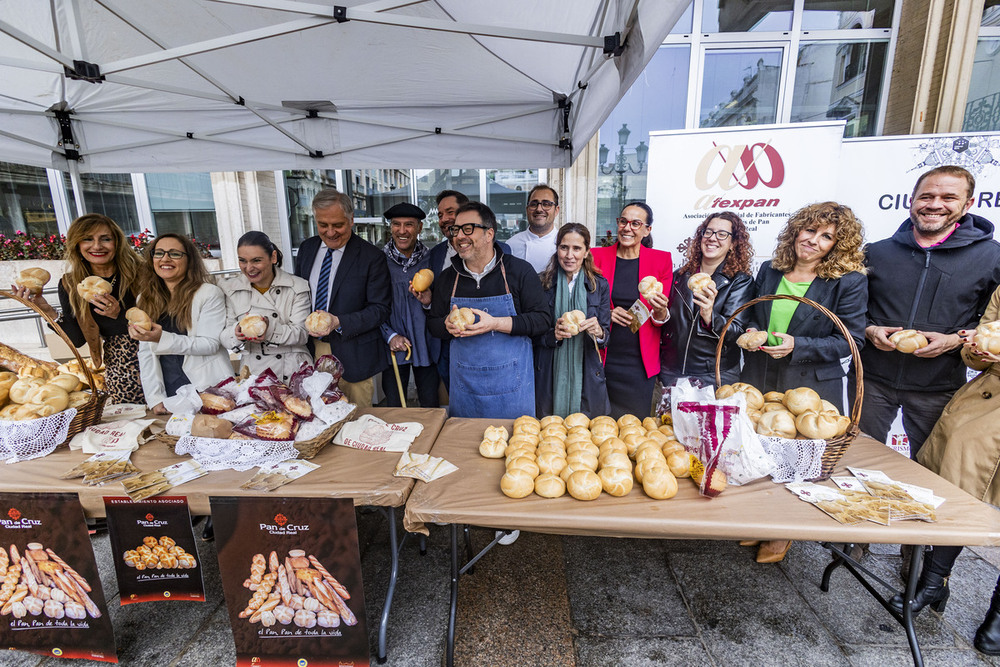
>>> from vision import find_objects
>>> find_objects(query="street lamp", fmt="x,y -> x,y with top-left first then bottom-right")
599,123 -> 648,214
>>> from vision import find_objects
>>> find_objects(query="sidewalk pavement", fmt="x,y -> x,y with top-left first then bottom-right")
7,510 -> 1000,666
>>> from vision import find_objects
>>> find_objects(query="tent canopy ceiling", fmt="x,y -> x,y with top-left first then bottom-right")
0,0 -> 683,173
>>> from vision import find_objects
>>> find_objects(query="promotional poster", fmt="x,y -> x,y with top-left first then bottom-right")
0,492 -> 116,662
103,496 -> 205,605
210,496 -> 369,667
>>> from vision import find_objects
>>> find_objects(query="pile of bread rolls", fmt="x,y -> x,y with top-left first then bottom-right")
483,412 -> 692,501
0,369 -> 91,421
716,383 -> 851,440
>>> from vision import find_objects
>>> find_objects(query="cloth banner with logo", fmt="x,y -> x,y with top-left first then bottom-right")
210,496 -> 369,667
0,492 -> 117,662
103,496 -> 205,605
645,121 -> 846,264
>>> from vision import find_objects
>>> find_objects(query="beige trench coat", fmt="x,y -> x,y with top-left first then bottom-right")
918,286 -> 1000,505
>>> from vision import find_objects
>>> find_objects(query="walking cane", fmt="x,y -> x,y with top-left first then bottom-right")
391,344 -> 409,408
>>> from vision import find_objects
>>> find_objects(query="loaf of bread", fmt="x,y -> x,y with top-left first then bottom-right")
783,386 -> 822,415
533,472 -> 566,498
737,330 -> 769,350
191,414 -> 234,439
447,307 -> 476,332
567,469 -> 602,500
16,268 -> 50,295
305,310 -> 334,336
687,272 -> 712,293
756,410 -> 797,439
638,276 -> 663,300
500,469 -> 534,498
642,466 -> 678,499
889,329 -> 928,354
239,314 -> 267,339
410,268 -> 434,293
126,307 -> 153,332
561,310 -> 586,336
795,410 -> 843,440
77,276 -> 112,301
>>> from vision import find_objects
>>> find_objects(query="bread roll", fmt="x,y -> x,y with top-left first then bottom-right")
634,457 -> 667,484
504,447 -> 536,464
77,276 -> 112,301
559,462 -> 588,483
566,470 -> 602,500
0,404 -> 20,420
590,414 -> 616,428
8,378 -> 43,404
975,321 -> 1000,355
0,371 -> 16,404
722,382 -> 765,410
642,466 -> 678,499
638,276 -> 663,300
16,268 -> 50,295
191,414 -> 233,439
635,446 -> 666,466
661,440 -> 685,458
48,373 -> 83,393
15,403 -> 57,420
889,329 -> 928,353
410,268 -> 434,293
762,391 -> 784,403
737,330 -> 769,350
506,456 -> 540,478
565,430 -> 593,446
512,420 -> 541,437
536,443 -> 566,458
447,307 -> 476,332
483,425 -> 509,442
67,390 -> 91,409
687,272 -> 712,293
598,451 -> 631,470
761,402 -> 785,413
563,412 -> 590,429
540,426 -> 567,441
539,415 -> 563,428
795,410 -> 842,440
566,441 -> 599,457
599,437 -> 627,456
561,310 -> 586,336
566,450 -> 598,471
305,310 -> 335,336
500,469 -> 535,498
590,421 -> 618,440
621,432 -> 648,455
536,451 -> 568,475
126,307 -> 153,332
538,435 -> 565,450
747,407 -> 762,424
599,466 -> 633,496
756,410 -> 797,439
641,430 -> 669,446
617,414 -> 642,429
820,399 -> 841,415
666,452 -> 690,478
783,387 -> 822,415
238,314 -> 267,339
479,438 -> 506,458
26,384 -> 69,412
534,472 -> 566,498
507,433 -> 538,449
514,415 -> 540,428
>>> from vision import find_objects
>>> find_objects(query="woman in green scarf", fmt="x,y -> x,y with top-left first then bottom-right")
533,223 -> 611,418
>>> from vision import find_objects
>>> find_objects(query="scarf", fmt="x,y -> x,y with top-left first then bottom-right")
383,239 -> 428,270
552,269 -> 587,416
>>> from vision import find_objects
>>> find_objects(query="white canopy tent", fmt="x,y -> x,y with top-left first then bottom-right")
0,0 -> 684,178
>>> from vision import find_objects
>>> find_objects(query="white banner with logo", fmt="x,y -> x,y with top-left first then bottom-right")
645,121 -> 846,262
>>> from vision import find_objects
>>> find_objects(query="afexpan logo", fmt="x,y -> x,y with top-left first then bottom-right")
693,141 -> 785,211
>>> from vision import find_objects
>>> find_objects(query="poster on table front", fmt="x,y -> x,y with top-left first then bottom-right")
210,496 -> 369,667
837,131 -> 1000,242
644,121 -> 846,265
103,496 -> 205,605
0,492 -> 116,662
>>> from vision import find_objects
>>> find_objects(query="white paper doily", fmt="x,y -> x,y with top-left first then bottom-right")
0,408 -> 77,463
761,436 -> 826,483
174,435 -> 298,471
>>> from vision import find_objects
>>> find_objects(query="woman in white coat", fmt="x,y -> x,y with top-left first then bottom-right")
220,231 -> 312,381
129,234 -> 234,414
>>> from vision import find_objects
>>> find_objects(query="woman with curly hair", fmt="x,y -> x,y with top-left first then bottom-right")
129,234 -> 233,414
741,201 -> 868,563
12,214 -> 144,404
660,211 -> 756,388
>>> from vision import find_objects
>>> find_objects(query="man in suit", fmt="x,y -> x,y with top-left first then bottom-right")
294,188 -> 391,407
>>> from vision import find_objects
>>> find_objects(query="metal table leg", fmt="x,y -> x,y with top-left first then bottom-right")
375,506 -> 400,664
447,523 -> 459,667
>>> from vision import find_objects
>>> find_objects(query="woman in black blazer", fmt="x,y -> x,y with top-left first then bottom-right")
534,223 -> 611,418
660,211 -> 756,388
742,201 -> 868,564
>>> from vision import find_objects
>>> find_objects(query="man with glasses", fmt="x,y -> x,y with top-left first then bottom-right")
506,184 -> 561,272
427,201 -> 550,418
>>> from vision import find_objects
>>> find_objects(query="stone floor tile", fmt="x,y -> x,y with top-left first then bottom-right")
575,636 -> 711,667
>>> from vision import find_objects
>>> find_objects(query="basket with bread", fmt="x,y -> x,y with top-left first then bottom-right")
0,289 -> 107,450
159,355 -> 355,460
715,294 -> 863,480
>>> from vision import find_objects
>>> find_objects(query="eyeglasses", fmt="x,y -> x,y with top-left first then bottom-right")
447,223 -> 491,237
527,199 -> 557,209
152,249 -> 187,259
616,217 -> 649,230
700,229 -> 732,240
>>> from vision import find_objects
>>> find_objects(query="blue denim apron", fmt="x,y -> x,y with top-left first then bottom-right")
449,262 -> 535,418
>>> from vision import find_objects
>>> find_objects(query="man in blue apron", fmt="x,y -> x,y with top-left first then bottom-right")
427,201 -> 551,419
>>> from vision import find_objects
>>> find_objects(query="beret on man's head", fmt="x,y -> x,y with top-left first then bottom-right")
384,203 -> 426,221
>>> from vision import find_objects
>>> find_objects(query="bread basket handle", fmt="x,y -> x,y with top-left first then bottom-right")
0,289 -> 98,390
713,293 -> 864,430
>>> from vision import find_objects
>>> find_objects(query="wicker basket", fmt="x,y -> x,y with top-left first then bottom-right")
158,405 -> 357,460
0,289 -> 108,446
714,293 -> 863,481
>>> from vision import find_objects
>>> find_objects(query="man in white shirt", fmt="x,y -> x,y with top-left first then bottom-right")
505,184 -> 561,273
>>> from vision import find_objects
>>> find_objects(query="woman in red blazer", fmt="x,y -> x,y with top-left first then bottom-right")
591,201 -> 673,418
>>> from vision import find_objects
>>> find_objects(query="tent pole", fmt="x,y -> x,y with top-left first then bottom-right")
68,161 -> 87,216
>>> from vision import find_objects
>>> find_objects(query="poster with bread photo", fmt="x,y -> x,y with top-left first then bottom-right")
210,496 -> 369,667
103,496 -> 205,605
0,492 -> 116,662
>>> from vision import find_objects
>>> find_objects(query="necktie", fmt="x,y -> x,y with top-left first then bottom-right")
314,247 -> 333,311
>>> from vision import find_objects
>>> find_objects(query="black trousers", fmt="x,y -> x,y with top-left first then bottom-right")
855,377 -> 954,460
381,363 -> 440,408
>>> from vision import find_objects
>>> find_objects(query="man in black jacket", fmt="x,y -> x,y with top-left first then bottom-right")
860,166 -> 1000,459
294,188 -> 391,407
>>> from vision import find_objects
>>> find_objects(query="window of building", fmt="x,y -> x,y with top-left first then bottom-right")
145,172 -> 219,252
702,0 -> 793,33
0,161 -> 59,237
964,6 -> 1000,131
700,48 -> 783,127
63,172 -> 141,235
